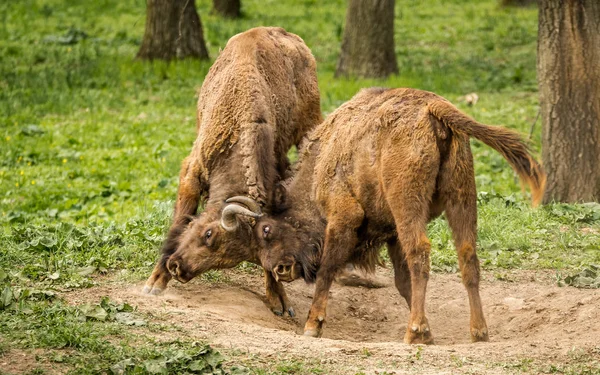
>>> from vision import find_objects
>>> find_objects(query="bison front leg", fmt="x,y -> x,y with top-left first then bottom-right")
304,196 -> 363,338
264,270 -> 295,317
143,258 -> 173,295
143,156 -> 205,295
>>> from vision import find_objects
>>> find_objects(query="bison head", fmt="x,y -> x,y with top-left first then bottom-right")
254,214 -> 320,284
166,196 -> 263,283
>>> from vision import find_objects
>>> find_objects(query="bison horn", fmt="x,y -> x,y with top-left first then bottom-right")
220,199 -> 262,232
225,196 -> 262,214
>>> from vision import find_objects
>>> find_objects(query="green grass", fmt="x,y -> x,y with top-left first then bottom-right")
1,0 -> 600,373
0,296 -> 232,374
493,348 -> 600,375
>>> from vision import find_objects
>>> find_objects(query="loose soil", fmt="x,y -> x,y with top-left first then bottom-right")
0,349 -> 69,375
42,269 -> 600,373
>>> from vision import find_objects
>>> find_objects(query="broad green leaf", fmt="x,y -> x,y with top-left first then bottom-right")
205,351 -> 224,369
1,286 -> 13,308
115,312 -> 146,326
76,265 -> 97,277
100,296 -> 111,310
115,302 -> 134,312
188,359 -> 208,372
143,358 -> 167,374
82,304 -> 108,321
110,358 -> 135,375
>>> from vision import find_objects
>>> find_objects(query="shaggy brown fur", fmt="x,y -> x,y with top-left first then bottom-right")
254,87 -> 546,343
143,27 -> 322,317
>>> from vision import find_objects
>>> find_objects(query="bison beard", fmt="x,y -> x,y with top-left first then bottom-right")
297,243 -> 320,283
259,87 -> 546,344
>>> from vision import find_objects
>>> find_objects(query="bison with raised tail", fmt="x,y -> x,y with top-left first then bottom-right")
142,27 -> 322,317
249,88 -> 545,343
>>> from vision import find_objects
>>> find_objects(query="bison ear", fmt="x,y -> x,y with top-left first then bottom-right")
272,183 -> 289,213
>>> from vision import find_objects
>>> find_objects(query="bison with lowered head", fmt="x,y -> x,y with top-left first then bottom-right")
142,27 -> 322,317
249,88 -> 545,343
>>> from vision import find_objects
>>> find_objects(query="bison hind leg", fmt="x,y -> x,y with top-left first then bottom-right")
382,145 -> 438,345
437,138 -> 489,343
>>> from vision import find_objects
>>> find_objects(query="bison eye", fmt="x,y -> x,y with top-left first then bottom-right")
262,225 -> 271,239
205,229 -> 212,240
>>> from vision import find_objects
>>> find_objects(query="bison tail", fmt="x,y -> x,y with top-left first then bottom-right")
428,100 -> 546,206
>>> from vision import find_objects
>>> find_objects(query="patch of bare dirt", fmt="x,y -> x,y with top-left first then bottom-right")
63,269 -> 600,374
0,349 -> 69,375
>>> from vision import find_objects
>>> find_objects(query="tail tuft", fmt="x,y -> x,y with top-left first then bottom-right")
429,100 -> 546,206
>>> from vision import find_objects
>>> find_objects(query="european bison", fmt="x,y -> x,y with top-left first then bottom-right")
250,88 -> 546,343
142,27 -> 322,317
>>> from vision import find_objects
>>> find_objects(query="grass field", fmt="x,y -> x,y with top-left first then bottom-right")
1,0 -> 599,374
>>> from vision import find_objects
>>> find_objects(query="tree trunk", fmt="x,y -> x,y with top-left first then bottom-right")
137,0 -> 209,60
213,0 -> 241,18
335,0 -> 398,78
538,0 -> 600,203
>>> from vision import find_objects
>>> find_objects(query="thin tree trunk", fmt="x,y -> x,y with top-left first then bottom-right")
137,0 -> 209,60
335,0 -> 398,78
538,0 -> 600,203
213,0 -> 240,18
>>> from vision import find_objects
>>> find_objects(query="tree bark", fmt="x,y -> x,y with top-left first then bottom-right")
137,0 -> 209,60
538,0 -> 600,203
335,0 -> 398,78
213,0 -> 241,18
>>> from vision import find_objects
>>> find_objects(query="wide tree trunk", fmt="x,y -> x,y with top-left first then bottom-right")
213,0 -> 240,18
335,0 -> 398,78
137,0 -> 209,60
538,0 -> 600,203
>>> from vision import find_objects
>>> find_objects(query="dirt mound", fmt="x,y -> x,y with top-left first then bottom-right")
65,269 -> 600,374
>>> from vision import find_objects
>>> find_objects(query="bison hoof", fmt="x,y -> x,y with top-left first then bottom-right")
271,307 -> 295,317
143,286 -> 164,296
471,327 -> 489,342
303,329 -> 321,338
404,325 -> 434,345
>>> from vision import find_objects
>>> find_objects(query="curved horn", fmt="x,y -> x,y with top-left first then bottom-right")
225,196 -> 262,214
220,204 -> 263,232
